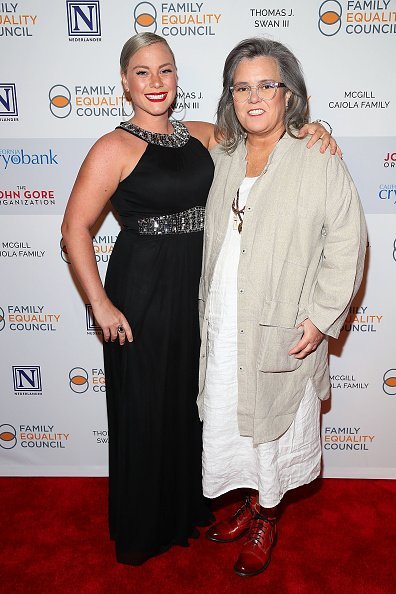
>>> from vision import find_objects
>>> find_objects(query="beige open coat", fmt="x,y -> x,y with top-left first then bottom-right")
198,134 -> 367,445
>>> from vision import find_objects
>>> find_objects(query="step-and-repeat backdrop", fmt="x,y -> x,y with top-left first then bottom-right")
1,1 -> 395,478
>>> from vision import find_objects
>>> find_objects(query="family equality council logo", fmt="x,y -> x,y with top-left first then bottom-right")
49,84 -> 131,119
0,423 -> 70,449
0,2 -> 37,37
318,0 -> 396,36
69,367 -> 106,393
133,1 -> 222,36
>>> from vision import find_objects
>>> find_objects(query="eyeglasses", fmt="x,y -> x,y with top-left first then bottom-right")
229,81 -> 286,103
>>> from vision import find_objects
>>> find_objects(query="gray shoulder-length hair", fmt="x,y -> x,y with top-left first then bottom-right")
215,37 -> 309,153
120,32 -> 176,74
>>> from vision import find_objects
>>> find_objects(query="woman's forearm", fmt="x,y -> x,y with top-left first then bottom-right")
61,222 -> 109,306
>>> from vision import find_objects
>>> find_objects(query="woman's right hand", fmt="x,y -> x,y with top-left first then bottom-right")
92,298 -> 133,345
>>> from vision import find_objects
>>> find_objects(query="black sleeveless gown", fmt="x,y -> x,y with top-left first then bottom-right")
103,121 -> 214,565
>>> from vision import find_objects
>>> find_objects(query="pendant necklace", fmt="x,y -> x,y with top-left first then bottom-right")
233,129 -> 286,234
232,189 -> 245,234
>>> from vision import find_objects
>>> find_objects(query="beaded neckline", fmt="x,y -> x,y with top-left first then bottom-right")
117,119 -> 190,148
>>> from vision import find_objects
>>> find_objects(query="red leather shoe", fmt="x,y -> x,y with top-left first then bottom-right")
234,513 -> 277,577
206,495 -> 258,543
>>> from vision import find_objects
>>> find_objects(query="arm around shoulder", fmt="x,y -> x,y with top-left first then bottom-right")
184,120 -> 216,149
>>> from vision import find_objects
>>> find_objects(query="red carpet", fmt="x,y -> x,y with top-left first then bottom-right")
2,477 -> 395,593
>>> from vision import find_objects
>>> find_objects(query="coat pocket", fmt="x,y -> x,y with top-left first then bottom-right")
257,326 -> 304,373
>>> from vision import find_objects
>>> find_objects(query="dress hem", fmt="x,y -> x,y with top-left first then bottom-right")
203,464 -> 321,508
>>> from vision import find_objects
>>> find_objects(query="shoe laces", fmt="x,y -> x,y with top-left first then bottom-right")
247,514 -> 275,546
234,495 -> 254,521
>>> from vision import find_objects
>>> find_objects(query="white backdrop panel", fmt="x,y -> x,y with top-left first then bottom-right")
1,0 -> 395,477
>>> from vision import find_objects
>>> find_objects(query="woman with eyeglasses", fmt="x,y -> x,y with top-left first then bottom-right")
62,32 -> 338,567
199,38 -> 367,577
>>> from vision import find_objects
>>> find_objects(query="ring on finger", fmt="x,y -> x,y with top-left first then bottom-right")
117,325 -> 125,334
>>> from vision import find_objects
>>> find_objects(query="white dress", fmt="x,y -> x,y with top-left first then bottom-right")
202,177 -> 322,508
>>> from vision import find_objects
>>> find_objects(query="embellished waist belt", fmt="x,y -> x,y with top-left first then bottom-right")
137,206 -> 205,235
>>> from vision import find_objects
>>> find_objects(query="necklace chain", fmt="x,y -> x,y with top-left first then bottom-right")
233,132 -> 284,234
232,189 -> 245,234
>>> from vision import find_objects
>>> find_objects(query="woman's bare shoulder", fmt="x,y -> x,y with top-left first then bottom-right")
91,127 -> 143,155
84,127 -> 147,181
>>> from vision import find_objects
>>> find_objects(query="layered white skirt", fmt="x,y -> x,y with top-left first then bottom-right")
202,177 -> 322,508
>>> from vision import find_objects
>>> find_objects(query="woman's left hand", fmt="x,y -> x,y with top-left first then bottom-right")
288,319 -> 324,360
299,121 -> 341,157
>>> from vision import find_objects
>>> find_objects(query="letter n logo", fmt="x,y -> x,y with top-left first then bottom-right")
85,304 -> 101,332
0,84 -> 18,117
66,1 -> 101,36
12,366 -> 42,392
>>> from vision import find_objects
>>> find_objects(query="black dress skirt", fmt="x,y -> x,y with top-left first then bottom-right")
103,121 -> 214,565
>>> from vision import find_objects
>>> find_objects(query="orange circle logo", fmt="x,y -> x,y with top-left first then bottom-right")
383,369 -> 396,396
134,2 -> 157,33
318,1 -> 342,36
69,367 -> 89,393
0,424 -> 17,449
49,85 -> 72,118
